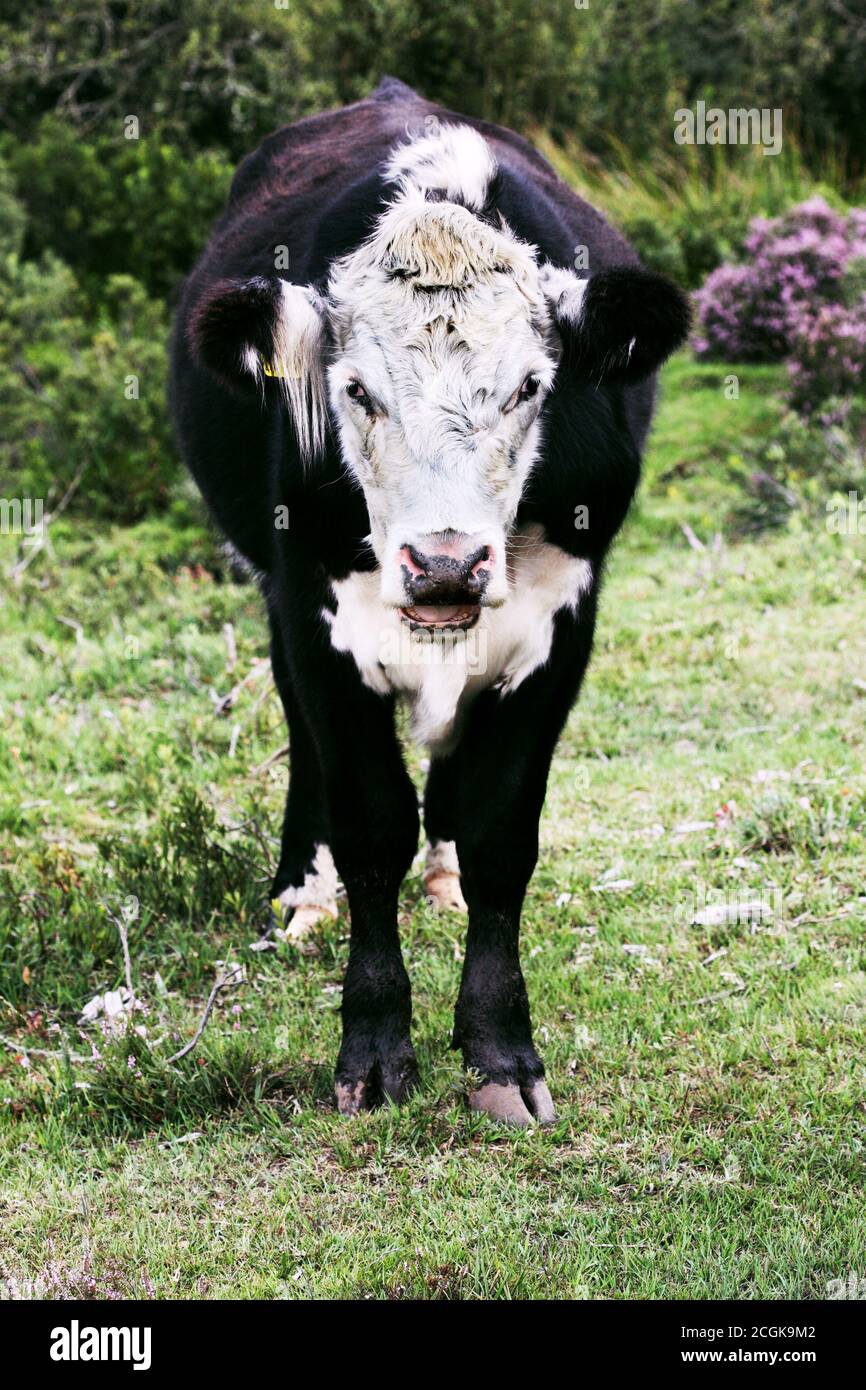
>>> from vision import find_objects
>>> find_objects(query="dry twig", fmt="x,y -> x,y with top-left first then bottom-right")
1,1035 -> 90,1065
223,622 -> 237,673
167,964 -> 244,1064
249,742 -> 290,777
212,657 -> 270,716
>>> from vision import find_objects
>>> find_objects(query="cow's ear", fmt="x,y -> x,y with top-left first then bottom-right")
543,265 -> 691,385
187,276 -> 327,457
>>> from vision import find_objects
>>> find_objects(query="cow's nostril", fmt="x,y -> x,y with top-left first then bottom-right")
469,545 -> 493,579
399,544 -> 428,579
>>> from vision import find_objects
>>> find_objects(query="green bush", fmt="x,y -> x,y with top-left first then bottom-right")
729,408 -> 866,537
0,0 -> 323,163
3,118 -> 232,301
0,254 -> 177,521
0,1 -> 584,163
0,159 -> 26,257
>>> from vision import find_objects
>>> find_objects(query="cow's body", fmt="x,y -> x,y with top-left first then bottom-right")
171,78 -> 688,1124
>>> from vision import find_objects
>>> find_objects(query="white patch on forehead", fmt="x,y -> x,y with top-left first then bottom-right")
328,127 -> 541,325
323,525 -> 592,750
331,194 -> 539,308
385,124 -> 498,211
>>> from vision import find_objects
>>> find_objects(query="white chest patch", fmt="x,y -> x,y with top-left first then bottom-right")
324,525 -> 592,750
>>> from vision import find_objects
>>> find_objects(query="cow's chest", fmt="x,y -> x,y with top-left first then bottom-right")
324,525 -> 592,749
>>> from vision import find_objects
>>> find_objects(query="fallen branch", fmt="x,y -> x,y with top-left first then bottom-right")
104,897 -> 138,999
166,963 -> 244,1064
114,915 -> 134,998
700,948 -> 728,967
249,742 -> 289,777
693,984 -> 746,1007
212,657 -> 270,716
57,615 -> 84,644
1,1035 -> 90,1065
223,622 -> 237,673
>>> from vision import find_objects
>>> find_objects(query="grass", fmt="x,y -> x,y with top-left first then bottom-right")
1,357 -> 864,1299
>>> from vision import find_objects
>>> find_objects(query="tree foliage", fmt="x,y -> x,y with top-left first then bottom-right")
1,1 -> 862,168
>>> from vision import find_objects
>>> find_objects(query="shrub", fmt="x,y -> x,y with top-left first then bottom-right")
0,255 -> 178,521
0,159 -> 26,257
694,198 -> 866,416
787,294 -> 866,422
729,407 -> 866,536
0,3 -> 852,170
694,198 -> 864,359
3,119 -> 233,303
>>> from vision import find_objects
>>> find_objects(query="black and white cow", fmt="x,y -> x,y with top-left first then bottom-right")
170,77 -> 689,1125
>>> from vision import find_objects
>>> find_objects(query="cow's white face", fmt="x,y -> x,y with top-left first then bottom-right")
326,197 -> 557,611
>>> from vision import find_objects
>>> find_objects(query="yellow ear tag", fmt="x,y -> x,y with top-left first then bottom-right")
260,354 -> 296,379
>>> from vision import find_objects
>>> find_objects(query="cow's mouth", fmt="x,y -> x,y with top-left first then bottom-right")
399,602 -> 481,633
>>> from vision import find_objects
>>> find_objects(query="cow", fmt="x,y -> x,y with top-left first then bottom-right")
170,76 -> 689,1126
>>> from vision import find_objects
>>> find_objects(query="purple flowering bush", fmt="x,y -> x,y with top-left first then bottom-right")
787,299 -> 866,419
693,198 -> 866,418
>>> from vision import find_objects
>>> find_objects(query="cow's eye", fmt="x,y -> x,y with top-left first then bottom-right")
346,379 -> 373,411
506,374 -> 542,412
518,373 -> 541,403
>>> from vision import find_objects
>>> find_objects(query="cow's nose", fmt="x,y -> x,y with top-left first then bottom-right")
398,537 -> 493,603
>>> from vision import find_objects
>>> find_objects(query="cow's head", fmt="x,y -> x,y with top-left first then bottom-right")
189,125 -> 689,631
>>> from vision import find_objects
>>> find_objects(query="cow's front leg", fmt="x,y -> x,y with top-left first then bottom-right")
453,892 -> 556,1126
333,787 -> 420,1114
274,590 -> 420,1114
454,912 -> 555,1127
324,724 -> 420,1114
450,620 -> 592,1125
454,776 -> 553,1127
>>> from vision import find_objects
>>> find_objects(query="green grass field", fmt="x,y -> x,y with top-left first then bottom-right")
1,358 -> 864,1299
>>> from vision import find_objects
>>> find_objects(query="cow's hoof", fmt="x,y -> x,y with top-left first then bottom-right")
468,1079 -> 557,1127
263,901 -> 336,956
423,840 -> 468,914
283,902 -> 338,941
335,1046 -> 419,1115
334,1078 -> 367,1116
424,869 -> 468,914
